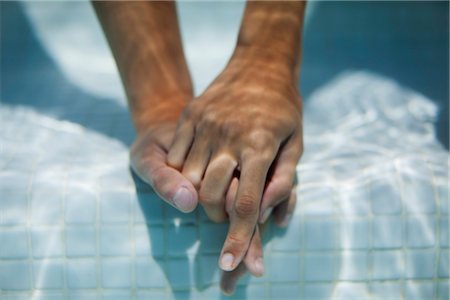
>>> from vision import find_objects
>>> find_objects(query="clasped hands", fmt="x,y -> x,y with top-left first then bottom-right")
130,55 -> 303,294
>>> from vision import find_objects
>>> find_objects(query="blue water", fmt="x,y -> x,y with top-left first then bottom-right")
0,1 -> 448,300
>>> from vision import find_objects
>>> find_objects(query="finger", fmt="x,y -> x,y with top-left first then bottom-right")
219,156 -> 274,271
199,154 -> 237,222
167,121 -> 194,170
181,135 -> 211,188
220,261 -> 247,296
273,186 -> 297,227
259,134 -> 302,223
225,177 -> 239,213
243,226 -> 264,277
130,143 -> 198,213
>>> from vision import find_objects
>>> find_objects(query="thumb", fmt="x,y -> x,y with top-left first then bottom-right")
131,143 -> 198,213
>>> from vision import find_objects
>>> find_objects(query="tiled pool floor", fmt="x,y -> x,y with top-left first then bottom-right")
1,2 -> 449,300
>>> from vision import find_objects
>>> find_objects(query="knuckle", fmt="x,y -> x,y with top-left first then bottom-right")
235,194 -> 258,217
199,190 -> 219,206
226,233 -> 246,247
247,130 -> 277,152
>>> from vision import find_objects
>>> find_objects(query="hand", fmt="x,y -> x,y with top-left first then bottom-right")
167,55 -> 303,272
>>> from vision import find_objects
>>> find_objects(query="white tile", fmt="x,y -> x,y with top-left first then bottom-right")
401,173 -> 436,213
370,282 -> 402,300
341,218 -> 370,249
31,188 -> 63,224
338,251 -> 368,280
67,259 -> 97,289
370,179 -> 402,215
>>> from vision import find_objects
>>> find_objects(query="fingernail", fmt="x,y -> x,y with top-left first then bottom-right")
220,253 -> 234,271
280,213 -> 292,227
254,257 -> 264,276
173,187 -> 194,212
260,207 -> 273,223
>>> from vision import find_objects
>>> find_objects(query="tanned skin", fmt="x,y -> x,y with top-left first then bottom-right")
94,1 -> 305,294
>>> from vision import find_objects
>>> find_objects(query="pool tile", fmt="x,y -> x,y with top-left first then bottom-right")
271,216 -> 302,252
0,190 -> 28,225
405,281 -> 435,300
305,218 -> 339,250
438,250 -> 449,277
101,258 -> 131,288
134,192 -> 164,224
270,253 -> 300,282
135,258 -> 166,288
31,188 -> 63,224
199,255 -> 221,286
102,291 -> 132,300
370,179 -> 402,214
372,250 -> 404,280
135,291 -> 166,300
65,187 -> 96,224
199,222 -> 228,253
100,191 -> 130,224
67,259 -> 97,289
372,217 -> 403,249
402,173 -> 436,213
333,282 -> 369,299
0,261 -> 31,290
440,217 -> 449,247
341,218 -> 370,249
338,251 -> 368,280
304,253 -> 338,281
100,226 -> 131,256
437,281 -> 449,300
135,225 -> 164,257
407,215 -> 435,248
167,225 -> 197,257
303,283 -> 334,300
0,228 -> 28,259
338,187 -> 370,215
33,260 -> 64,289
406,250 -> 435,279
32,228 -> 64,258
167,258 -> 195,289
270,283 -> 300,299
370,282 -> 402,300
65,227 -> 96,257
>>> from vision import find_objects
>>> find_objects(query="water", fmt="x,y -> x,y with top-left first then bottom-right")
1,1 -> 448,299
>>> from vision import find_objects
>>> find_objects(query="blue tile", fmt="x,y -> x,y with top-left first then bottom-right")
32,228 -> 64,258
135,258 -> 166,288
28,292 -> 65,300
303,283 -> 334,300
100,191 -> 130,223
135,225 -> 164,257
134,192 -> 164,224
372,250 -> 404,280
438,250 -> 449,277
33,260 -> 64,289
341,218 -> 369,249
31,188 -> 63,224
440,217 -> 449,247
135,291 -> 166,300
101,258 -> 131,288
370,282 -> 402,300
271,216 -> 302,252
304,253 -> 338,281
270,253 -> 300,282
101,291 -> 132,300
100,226 -> 131,256
0,228 -> 28,259
305,218 -> 339,250
199,222 -> 228,253
370,179 -> 402,214
300,187 -> 337,216
0,190 -> 28,225
402,173 -> 436,213
0,261 -> 31,290
438,184 -> 449,215
338,251 -> 368,280
65,227 -> 96,257
338,187 -> 370,215
437,281 -> 449,300
166,204 -> 197,224
65,187 -> 97,224
268,283 -> 299,299
167,225 -> 197,257
199,255 -> 221,286
333,282 -> 369,299
406,250 -> 435,279
407,215 -> 435,248
68,292 -> 99,300
67,259 -> 97,289
405,281 -> 435,300
167,258 -> 195,289
372,217 -> 403,249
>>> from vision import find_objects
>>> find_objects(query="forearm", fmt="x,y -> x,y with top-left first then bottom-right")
93,1 -> 193,132
228,1 -> 306,84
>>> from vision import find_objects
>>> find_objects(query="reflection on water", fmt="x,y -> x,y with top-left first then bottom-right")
1,71 -> 448,299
